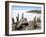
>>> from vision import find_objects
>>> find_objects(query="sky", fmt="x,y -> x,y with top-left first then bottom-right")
11,5 -> 41,22
12,5 -> 41,11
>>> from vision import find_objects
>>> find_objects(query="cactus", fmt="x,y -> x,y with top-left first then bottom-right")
22,13 -> 24,19
37,18 -> 41,22
16,13 -> 19,22
33,16 -> 36,29
12,18 -> 15,24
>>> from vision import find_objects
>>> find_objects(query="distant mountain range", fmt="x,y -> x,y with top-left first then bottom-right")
26,10 -> 41,14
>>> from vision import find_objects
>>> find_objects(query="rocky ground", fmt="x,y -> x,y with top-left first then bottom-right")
12,18 -> 41,31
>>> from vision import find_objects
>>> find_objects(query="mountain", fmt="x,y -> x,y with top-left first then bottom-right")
26,10 -> 41,14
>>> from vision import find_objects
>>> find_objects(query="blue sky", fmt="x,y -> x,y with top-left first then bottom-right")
12,5 -> 41,11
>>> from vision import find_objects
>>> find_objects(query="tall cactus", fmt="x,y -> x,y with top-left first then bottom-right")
18,13 -> 19,21
33,16 -> 36,29
12,18 -> 15,24
37,17 -> 41,22
16,13 -> 19,22
22,13 -> 24,19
